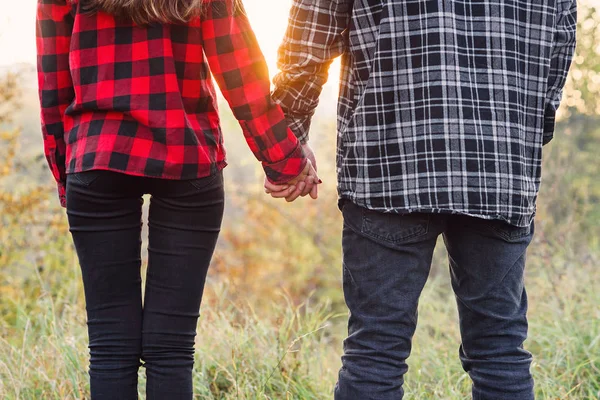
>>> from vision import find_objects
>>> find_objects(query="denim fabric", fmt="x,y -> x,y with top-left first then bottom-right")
66,170 -> 225,400
335,202 -> 534,400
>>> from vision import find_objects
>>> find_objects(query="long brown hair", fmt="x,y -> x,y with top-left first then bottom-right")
80,0 -> 210,25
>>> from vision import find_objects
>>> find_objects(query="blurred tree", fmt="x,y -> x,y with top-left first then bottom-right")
0,72 -> 70,319
536,3 -> 600,253
561,4 -> 600,118
207,117 -> 347,309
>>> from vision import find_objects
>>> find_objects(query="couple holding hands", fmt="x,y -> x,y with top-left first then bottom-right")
36,0 -> 576,398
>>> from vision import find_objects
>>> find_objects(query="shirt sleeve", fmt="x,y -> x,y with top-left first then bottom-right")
543,0 -> 577,145
272,0 -> 351,144
36,0 -> 75,207
201,0 -> 307,184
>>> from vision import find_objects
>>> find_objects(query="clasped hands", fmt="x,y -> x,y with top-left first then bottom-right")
264,144 -> 321,202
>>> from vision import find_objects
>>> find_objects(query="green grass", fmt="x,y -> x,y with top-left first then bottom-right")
1,245 -> 598,399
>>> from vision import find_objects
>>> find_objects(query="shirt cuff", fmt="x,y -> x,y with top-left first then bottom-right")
285,114 -> 313,145
262,143 -> 307,185
543,104 -> 557,145
58,182 -> 67,208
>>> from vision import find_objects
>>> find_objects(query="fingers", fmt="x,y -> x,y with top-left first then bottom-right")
287,161 -> 311,185
263,158 -> 323,202
264,181 -> 289,194
309,181 -> 318,199
285,181 -> 306,202
267,180 -> 319,201
302,163 -> 320,199
294,164 -> 319,199
268,185 -> 296,198
306,174 -> 319,199
299,175 -> 315,197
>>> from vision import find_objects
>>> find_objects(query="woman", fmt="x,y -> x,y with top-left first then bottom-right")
36,0 -> 318,398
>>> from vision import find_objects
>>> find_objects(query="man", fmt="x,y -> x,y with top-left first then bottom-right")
266,0 -> 577,398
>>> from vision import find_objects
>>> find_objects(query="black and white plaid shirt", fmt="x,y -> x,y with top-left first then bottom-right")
273,0 -> 577,227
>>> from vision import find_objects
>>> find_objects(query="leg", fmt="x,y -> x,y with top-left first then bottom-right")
66,171 -> 144,400
444,216 -> 535,400
143,172 -> 224,400
334,203 -> 444,400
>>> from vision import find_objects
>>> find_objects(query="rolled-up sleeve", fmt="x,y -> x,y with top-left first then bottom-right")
272,0 -> 351,144
543,0 -> 577,145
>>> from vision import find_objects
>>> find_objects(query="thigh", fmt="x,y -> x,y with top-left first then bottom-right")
336,203 -> 443,399
443,216 -> 534,321
67,170 -> 145,316
341,203 -> 442,323
143,172 -> 225,341
66,170 -> 145,381
443,217 -> 535,398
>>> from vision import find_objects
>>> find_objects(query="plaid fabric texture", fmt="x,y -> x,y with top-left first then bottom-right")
273,0 -> 577,227
37,0 -> 306,207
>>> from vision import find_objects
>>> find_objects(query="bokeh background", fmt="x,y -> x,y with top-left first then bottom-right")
1,1 -> 599,399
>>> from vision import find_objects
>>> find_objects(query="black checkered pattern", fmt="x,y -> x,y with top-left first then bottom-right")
273,0 -> 577,227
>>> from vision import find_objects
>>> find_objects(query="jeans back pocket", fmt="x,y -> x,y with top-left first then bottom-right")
343,202 -> 430,247
71,170 -> 104,187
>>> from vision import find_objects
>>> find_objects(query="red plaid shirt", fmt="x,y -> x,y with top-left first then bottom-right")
36,0 -> 306,207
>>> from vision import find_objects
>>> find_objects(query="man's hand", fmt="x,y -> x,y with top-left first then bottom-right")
300,144 -> 319,199
264,144 -> 321,202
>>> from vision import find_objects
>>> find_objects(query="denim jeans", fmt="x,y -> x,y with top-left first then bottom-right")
66,170 -> 225,400
335,202 -> 535,400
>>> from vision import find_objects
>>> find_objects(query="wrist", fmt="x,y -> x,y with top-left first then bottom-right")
263,143 -> 308,185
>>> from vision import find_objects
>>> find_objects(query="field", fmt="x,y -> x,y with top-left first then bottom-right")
1,108 -> 599,398
1,3 -> 600,399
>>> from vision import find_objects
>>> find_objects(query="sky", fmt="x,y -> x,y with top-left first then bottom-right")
0,0 -> 295,72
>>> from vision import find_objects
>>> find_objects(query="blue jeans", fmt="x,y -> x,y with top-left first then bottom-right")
335,202 -> 534,400
66,170 -> 225,399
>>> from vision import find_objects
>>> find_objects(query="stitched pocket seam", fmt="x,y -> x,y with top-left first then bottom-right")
72,171 -> 102,187
188,172 -> 221,191
360,209 -> 429,244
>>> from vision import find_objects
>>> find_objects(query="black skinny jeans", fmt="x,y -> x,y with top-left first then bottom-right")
66,170 -> 225,400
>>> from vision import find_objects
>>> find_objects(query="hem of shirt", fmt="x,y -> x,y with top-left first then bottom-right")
65,160 -> 228,181
338,193 -> 535,228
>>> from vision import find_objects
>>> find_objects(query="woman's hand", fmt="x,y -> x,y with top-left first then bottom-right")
264,144 -> 321,202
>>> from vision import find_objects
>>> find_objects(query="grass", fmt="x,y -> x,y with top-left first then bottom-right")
3,51 -> 600,398
0,239 -> 598,399
1,128 -> 598,398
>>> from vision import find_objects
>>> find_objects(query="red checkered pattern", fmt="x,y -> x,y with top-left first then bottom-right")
37,0 -> 306,207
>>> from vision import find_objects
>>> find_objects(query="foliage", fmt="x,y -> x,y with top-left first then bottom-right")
0,74 -> 70,324
0,250 -> 598,399
209,124 -> 345,309
562,4 -> 600,118
1,4 -> 600,399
